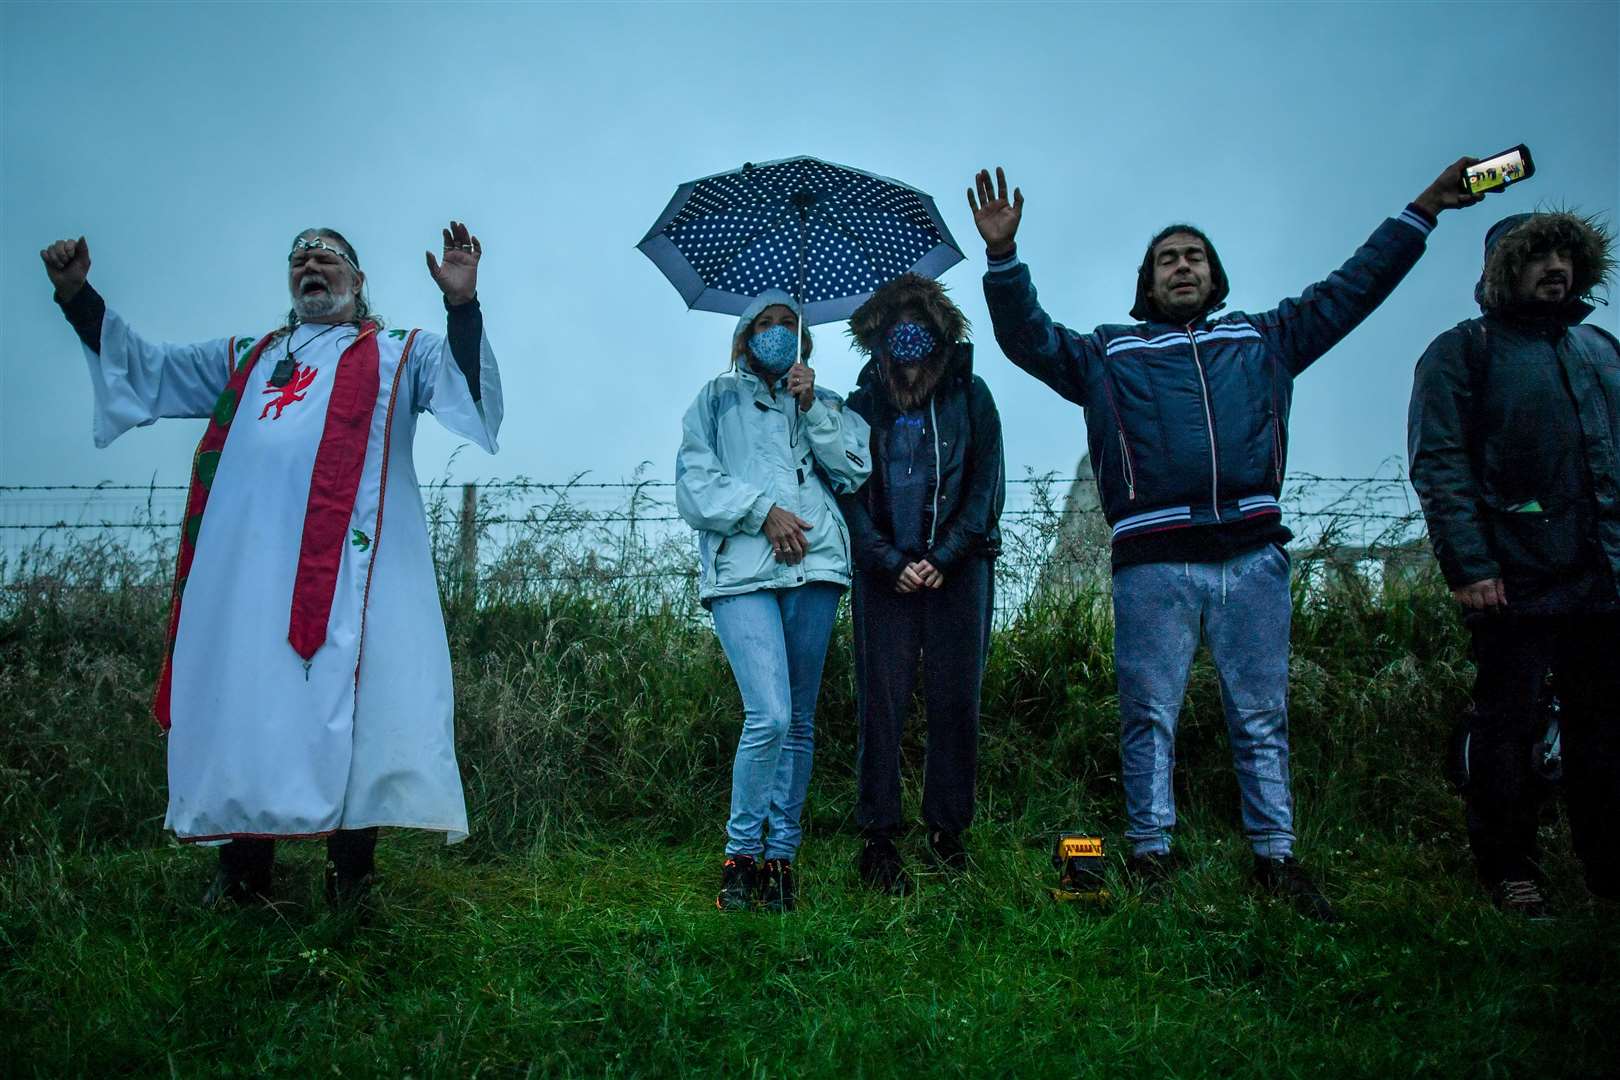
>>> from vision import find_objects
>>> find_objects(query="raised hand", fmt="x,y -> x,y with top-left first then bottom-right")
786,362 -> 816,412
425,220 -> 481,305
967,167 -> 1024,257
1414,157 -> 1484,219
40,236 -> 91,301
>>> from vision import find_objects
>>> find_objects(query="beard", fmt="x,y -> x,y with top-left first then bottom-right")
291,274 -> 356,320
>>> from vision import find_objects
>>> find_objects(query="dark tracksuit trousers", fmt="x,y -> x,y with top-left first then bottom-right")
220,828 -> 378,882
852,557 -> 994,839
1467,612 -> 1620,894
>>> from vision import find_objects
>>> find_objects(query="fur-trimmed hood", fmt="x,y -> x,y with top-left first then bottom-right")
847,273 -> 970,355
1477,210 -> 1614,316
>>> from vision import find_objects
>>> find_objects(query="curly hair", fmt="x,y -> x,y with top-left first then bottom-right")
1481,209 -> 1614,312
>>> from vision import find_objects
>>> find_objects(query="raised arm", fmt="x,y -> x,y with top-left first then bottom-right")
41,236 -> 239,447
970,167 -> 1103,405
415,220 -> 502,452
800,388 -> 872,495
1256,159 -> 1482,376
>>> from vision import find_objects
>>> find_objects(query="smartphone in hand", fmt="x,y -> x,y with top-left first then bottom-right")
1464,145 -> 1535,196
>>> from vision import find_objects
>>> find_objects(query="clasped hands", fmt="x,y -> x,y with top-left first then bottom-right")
896,559 -> 944,594
762,506 -> 943,591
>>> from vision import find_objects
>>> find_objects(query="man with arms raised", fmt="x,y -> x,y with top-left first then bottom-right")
40,221 -> 502,908
970,161 -> 1479,919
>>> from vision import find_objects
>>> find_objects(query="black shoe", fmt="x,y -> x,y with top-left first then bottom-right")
1126,850 -> 1184,900
200,867 -> 271,909
324,860 -> 375,910
857,838 -> 913,896
1254,856 -> 1341,923
1126,849 -> 1185,884
759,858 -> 797,913
926,830 -> 969,873
1491,878 -> 1554,920
717,854 -> 758,912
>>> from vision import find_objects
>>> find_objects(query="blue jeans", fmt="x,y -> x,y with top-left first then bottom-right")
710,582 -> 843,860
1112,544 -> 1294,858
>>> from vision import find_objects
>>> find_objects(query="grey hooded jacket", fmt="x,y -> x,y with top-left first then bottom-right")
676,364 -> 872,605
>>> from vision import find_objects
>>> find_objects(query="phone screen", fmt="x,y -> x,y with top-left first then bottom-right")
1465,146 -> 1533,196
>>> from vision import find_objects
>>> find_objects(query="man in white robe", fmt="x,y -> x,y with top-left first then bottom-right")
39,222 -> 502,907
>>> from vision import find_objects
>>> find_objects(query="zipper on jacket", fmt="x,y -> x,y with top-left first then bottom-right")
928,398 -> 942,546
1100,371 -> 1137,501
1188,328 -> 1221,522
1269,353 -> 1284,486
1117,430 -> 1136,499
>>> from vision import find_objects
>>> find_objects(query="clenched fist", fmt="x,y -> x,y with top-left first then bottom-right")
40,236 -> 91,302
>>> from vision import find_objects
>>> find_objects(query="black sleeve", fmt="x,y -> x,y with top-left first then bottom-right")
837,390 -> 908,581
927,376 -> 1006,572
1408,326 -> 1498,588
57,283 -> 107,353
445,296 -> 483,401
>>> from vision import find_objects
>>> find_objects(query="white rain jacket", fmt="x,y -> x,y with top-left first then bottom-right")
677,365 -> 872,605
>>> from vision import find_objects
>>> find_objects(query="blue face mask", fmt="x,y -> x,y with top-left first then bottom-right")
885,321 -> 937,364
748,323 -> 799,375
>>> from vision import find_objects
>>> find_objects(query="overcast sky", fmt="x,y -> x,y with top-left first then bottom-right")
3,0 -> 1616,494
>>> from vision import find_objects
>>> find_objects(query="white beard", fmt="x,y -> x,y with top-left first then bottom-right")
291,276 -> 356,320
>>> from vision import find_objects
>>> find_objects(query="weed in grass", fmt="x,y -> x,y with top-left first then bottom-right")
2,486 -> 1616,1076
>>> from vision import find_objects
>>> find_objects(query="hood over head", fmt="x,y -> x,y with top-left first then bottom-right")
1476,209 -> 1614,317
849,274 -> 972,409
732,288 -> 804,345
1130,223 -> 1230,324
847,273 -> 970,355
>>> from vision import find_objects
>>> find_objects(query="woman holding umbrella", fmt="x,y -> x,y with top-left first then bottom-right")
675,288 -> 872,912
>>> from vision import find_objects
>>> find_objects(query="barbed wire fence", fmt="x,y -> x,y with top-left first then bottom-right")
0,469 -> 1436,620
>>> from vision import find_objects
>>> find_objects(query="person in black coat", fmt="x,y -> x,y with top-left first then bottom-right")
840,274 -> 1005,894
1409,209 -> 1620,917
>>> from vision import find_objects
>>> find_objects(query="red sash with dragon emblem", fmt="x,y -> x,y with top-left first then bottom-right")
153,323 -> 382,728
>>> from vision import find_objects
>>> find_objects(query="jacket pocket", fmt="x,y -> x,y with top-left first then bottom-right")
1482,499 -> 1587,587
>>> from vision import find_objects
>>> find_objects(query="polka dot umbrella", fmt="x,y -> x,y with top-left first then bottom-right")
637,156 -> 965,327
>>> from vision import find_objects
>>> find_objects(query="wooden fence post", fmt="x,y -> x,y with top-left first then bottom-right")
458,483 -> 478,604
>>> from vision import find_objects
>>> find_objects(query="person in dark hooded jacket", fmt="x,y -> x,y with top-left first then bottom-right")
840,273 -> 1005,893
1409,209 -> 1620,917
969,160 -> 1482,920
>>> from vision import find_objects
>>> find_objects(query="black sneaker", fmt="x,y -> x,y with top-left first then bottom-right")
1491,878 -> 1554,921
1127,854 -> 1179,893
759,858 -> 797,913
324,861 -> 375,910
717,854 -> 758,912
1254,855 -> 1341,923
926,830 -> 969,873
857,838 -> 913,896
200,868 -> 271,909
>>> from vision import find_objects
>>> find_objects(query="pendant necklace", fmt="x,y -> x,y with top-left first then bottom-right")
268,322 -> 346,386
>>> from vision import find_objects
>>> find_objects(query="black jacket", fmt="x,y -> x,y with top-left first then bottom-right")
841,344 -> 1005,581
1408,309 -> 1620,613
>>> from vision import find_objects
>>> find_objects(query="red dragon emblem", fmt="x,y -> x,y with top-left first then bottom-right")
259,364 -> 319,420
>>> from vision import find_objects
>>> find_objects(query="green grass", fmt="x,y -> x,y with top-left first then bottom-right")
2,524 -> 1617,1076
4,825 -> 1615,1078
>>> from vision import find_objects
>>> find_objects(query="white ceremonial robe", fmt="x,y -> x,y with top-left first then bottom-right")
83,311 -> 504,843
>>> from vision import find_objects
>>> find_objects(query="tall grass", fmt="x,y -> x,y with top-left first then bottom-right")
1,481 -> 1474,858
5,486 -> 1614,1078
